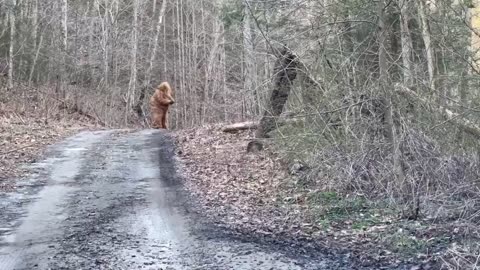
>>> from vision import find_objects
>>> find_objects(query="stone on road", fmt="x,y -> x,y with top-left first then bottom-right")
0,130 -> 333,269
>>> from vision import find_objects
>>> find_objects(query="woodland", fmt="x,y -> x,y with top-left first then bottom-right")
1,0 -> 480,268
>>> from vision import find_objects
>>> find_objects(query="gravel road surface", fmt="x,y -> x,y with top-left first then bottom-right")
0,130 -> 352,270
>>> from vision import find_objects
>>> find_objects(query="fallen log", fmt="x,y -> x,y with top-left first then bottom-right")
222,121 -> 258,133
222,118 -> 303,133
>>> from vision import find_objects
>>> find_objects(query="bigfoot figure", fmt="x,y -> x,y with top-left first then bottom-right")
149,82 -> 175,129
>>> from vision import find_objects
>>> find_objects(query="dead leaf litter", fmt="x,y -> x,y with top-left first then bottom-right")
173,125 -> 477,269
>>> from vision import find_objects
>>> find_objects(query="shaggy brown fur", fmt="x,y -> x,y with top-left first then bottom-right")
149,82 -> 175,129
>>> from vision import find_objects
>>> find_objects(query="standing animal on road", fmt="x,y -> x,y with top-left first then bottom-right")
149,82 -> 175,129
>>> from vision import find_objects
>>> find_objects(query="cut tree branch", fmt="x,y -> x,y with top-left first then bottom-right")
222,119 -> 302,133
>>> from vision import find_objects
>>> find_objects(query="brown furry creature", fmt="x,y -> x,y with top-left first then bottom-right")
149,82 -> 175,129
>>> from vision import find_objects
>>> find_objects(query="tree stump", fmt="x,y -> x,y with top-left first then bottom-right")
246,140 -> 263,153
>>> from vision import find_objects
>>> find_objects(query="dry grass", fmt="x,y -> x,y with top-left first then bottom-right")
442,243 -> 480,269
0,84 -> 101,191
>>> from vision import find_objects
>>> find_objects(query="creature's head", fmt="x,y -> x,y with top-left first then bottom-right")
158,82 -> 175,105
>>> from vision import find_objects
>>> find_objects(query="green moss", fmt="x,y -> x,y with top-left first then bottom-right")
351,216 -> 381,230
383,231 -> 427,255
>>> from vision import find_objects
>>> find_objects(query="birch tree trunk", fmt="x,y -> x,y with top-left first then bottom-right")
243,0 -> 258,116
399,0 -> 414,87
28,0 -> 38,85
417,0 -> 435,89
111,0 -> 120,88
7,0 -> 16,91
95,0 -> 109,87
200,0 -> 208,123
88,2 -> 95,85
126,0 -> 139,119
221,23 -> 228,121
175,0 -> 186,127
61,0 -> 68,99
28,34 -> 43,86
135,0 -> 168,118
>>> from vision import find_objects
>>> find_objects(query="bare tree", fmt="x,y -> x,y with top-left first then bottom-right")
135,0 -> 168,119
378,0 -> 405,184
256,47 -> 297,138
399,0 -> 414,87
417,0 -> 435,89
242,0 -> 258,115
126,0 -> 139,120
7,0 -> 16,91
60,0 -> 68,98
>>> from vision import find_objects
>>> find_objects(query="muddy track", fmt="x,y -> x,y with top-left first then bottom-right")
0,129 -> 356,270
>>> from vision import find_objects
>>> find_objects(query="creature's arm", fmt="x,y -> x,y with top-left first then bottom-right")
149,90 -> 168,106
157,93 -> 172,106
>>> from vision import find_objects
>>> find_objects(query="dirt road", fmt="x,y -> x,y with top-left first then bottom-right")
0,130 -> 352,269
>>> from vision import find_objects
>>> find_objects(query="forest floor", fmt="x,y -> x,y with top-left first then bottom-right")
0,88 -> 100,192
174,125 -> 480,269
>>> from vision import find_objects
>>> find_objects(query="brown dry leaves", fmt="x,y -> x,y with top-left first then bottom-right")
173,125 -> 455,268
174,125 -> 314,239
0,102 -> 96,192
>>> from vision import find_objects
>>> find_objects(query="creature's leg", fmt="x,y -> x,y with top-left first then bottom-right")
159,110 -> 166,129
161,110 -> 167,129
150,113 -> 157,128
151,112 -> 161,129
164,110 -> 168,129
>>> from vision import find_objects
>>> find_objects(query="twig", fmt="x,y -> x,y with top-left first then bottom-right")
287,99 -> 373,118
1,143 -> 36,156
243,0 -> 278,56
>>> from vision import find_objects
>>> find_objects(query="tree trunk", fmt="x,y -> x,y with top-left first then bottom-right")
135,0 -> 167,119
243,1 -> 258,116
60,0 -> 68,99
221,23 -> 228,121
7,0 -> 16,91
95,0 -> 109,87
378,0 -> 405,183
28,0 -> 38,85
255,47 -> 297,138
399,0 -> 414,87
28,33 -> 43,86
126,0 -> 139,120
417,0 -> 435,89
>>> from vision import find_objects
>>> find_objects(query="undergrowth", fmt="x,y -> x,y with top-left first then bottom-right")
269,114 -> 480,267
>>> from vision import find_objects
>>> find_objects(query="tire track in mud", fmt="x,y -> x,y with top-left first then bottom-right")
1,129 -> 342,269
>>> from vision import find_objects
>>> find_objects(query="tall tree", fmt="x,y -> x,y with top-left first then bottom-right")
399,0 -> 414,87
127,0 -> 139,119
135,0 -> 168,119
256,47 -> 297,138
378,0 -> 405,183
7,0 -> 16,91
243,0 -> 258,115
60,0 -> 68,98
417,0 -> 435,89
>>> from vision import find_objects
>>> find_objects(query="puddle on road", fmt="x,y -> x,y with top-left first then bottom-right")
64,147 -> 88,152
